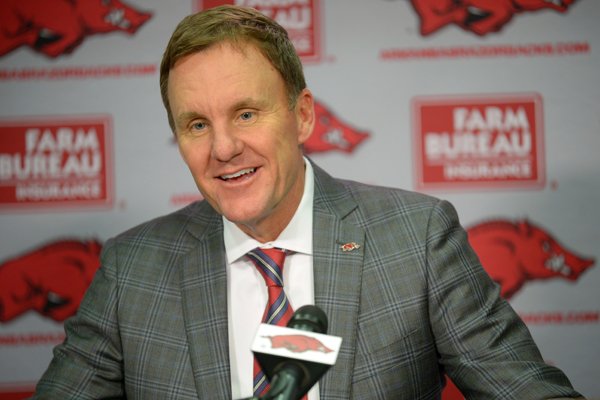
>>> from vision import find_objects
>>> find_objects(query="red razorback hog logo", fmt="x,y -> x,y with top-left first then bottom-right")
0,239 -> 102,322
409,0 -> 576,36
467,219 -> 594,299
265,334 -> 333,354
304,101 -> 370,154
0,0 -> 152,58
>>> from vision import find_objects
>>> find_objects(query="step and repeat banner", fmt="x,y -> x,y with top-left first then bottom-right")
0,0 -> 598,398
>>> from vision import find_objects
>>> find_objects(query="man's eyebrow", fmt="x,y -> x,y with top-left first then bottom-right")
175,111 -> 203,127
232,97 -> 267,110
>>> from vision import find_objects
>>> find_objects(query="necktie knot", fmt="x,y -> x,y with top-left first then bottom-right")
247,247 -> 287,288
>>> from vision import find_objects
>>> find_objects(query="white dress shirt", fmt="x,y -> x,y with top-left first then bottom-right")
224,158 -> 318,400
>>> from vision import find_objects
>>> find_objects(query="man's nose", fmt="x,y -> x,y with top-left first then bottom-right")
210,126 -> 243,162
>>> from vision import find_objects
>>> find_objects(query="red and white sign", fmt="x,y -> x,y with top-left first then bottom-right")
0,116 -> 113,210
198,0 -> 322,62
412,93 -> 545,191
252,324 -> 342,365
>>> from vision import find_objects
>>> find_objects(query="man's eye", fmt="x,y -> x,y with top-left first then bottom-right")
240,111 -> 254,121
191,121 -> 207,130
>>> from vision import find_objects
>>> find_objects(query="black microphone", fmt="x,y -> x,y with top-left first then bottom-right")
251,305 -> 342,400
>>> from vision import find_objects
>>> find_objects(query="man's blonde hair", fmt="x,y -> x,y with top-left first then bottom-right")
159,5 -> 307,132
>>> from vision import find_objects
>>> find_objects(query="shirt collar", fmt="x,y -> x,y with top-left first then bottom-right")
223,157 -> 314,264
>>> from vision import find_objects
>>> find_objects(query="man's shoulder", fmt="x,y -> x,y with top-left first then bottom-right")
336,177 -> 443,217
339,177 -> 437,205
312,161 -> 434,202
312,162 -> 445,222
110,199 -> 219,246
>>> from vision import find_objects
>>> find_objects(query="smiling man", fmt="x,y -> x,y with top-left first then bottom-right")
168,41 -> 313,243
32,5 -> 585,400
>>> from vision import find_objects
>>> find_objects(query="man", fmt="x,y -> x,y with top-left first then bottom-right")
33,5 -> 584,400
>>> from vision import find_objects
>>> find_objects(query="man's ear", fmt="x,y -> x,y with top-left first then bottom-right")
295,88 -> 315,145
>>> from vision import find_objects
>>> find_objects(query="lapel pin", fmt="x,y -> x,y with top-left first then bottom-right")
340,242 -> 361,252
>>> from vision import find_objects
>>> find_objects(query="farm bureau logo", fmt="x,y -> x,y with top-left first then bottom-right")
412,93 -> 544,191
0,239 -> 101,322
198,0 -> 322,62
0,0 -> 152,58
409,0 -> 576,36
467,218 -> 594,299
0,116 -> 113,209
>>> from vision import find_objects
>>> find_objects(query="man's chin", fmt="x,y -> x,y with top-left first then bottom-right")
221,208 -> 261,227
223,207 -> 274,239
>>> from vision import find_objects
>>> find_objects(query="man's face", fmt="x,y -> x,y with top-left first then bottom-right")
168,41 -> 314,242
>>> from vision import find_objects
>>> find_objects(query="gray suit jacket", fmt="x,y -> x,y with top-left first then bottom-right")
34,163 -> 582,399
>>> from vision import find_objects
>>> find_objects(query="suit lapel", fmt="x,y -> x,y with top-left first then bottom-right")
179,204 -> 232,398
312,163 -> 364,399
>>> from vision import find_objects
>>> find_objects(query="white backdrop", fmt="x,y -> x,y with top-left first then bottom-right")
1,0 -> 598,398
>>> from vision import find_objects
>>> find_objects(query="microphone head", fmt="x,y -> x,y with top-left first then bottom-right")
287,305 -> 328,334
252,305 -> 342,399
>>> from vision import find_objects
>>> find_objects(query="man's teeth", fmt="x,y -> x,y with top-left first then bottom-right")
221,168 -> 255,180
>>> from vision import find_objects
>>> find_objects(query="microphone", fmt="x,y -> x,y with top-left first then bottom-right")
251,305 -> 342,400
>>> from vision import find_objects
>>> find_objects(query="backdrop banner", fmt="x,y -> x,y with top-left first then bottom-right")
1,1 -> 598,398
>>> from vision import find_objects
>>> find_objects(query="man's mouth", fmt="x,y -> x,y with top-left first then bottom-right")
219,167 -> 256,181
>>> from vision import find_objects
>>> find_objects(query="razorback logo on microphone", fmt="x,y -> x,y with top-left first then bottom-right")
409,0 -> 576,36
0,116 -> 113,209
412,93 -> 545,191
265,334 -> 334,354
0,0 -> 152,58
198,0 -> 322,62
253,324 -> 342,365
467,218 -> 594,299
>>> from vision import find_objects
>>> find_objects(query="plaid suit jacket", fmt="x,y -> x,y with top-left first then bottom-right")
33,162 -> 582,399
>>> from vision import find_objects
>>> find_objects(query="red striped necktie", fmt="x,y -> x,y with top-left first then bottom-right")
246,247 -> 295,397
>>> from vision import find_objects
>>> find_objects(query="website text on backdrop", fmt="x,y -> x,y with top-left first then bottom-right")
31,5 -> 586,400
